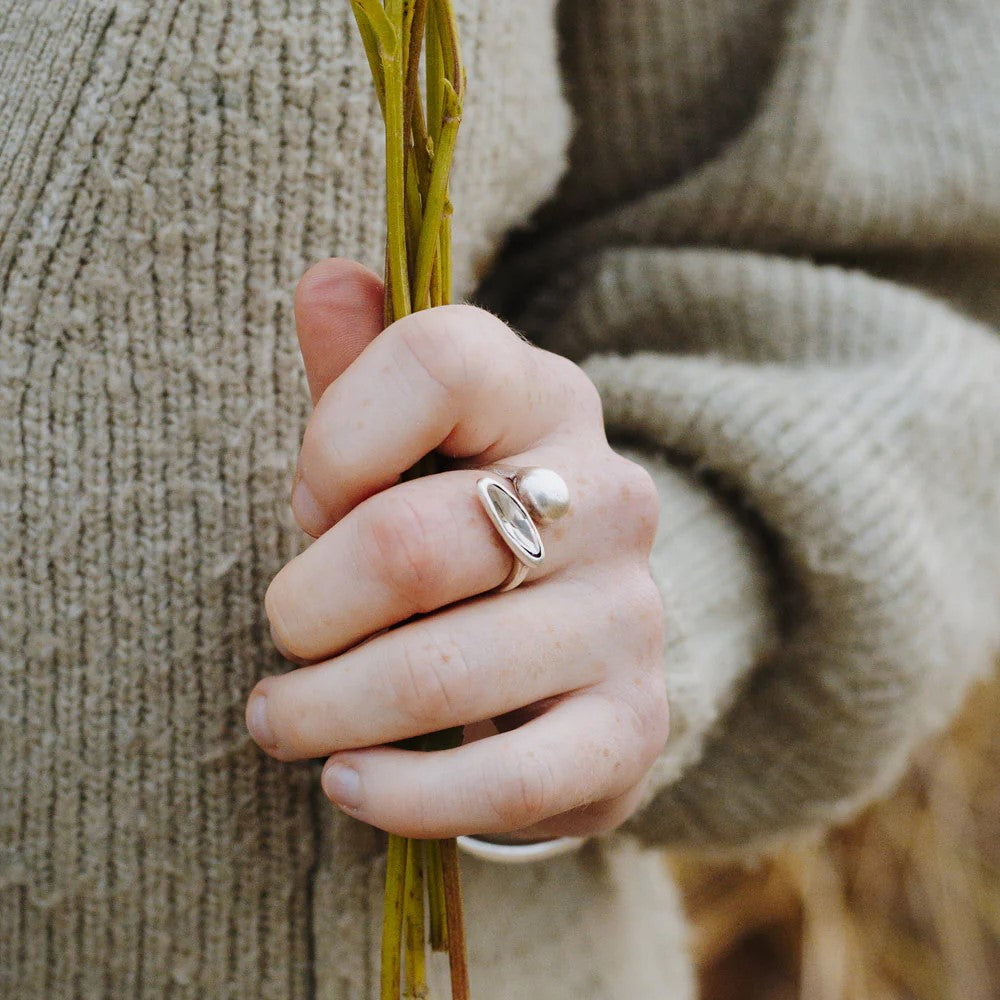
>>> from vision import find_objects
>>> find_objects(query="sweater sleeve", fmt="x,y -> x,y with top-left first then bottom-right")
485,0 -> 1000,849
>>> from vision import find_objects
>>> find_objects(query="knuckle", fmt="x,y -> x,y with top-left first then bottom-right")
600,734 -> 644,801
631,674 -> 671,768
394,305 -> 522,405
602,572 -> 666,666
358,494 -> 448,610
301,413 -> 354,492
576,371 -> 607,426
394,306 -> 484,398
487,753 -> 556,829
613,455 -> 660,553
547,352 -> 605,424
389,628 -> 471,727
606,678 -> 670,781
631,574 -> 667,658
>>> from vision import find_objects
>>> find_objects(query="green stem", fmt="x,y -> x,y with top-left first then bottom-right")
403,839 -> 429,1000
349,1 -> 387,112
404,159 -> 424,274
431,0 -> 465,100
409,94 -> 433,202
381,834 -> 408,1000
426,839 -> 449,952
404,0 -> 430,133
401,0 -> 416,82
383,0 -> 411,320
425,3 -> 444,149
347,5 -> 469,998
351,0 -> 397,53
413,81 -> 461,310
429,247 -> 443,309
402,1 -> 429,276
439,209 -> 453,305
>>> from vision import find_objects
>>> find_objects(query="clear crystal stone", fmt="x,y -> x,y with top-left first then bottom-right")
485,483 -> 543,559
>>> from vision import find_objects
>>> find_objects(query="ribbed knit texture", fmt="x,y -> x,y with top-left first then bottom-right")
494,0 -> 1000,850
2,1 -> 999,997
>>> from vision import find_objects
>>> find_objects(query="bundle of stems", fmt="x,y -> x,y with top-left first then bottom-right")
347,2 -> 469,998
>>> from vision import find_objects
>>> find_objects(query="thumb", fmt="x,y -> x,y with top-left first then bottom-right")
294,258 -> 385,406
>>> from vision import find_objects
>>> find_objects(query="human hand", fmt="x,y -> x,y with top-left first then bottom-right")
245,258 -> 669,841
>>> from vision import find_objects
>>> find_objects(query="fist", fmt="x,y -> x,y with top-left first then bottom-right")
245,258 -> 669,841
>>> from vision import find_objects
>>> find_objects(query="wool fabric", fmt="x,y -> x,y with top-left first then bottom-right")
2,1 -> 999,997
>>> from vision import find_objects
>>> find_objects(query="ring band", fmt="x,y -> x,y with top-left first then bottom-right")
457,834 -> 587,864
496,553 -> 530,594
476,466 -> 570,594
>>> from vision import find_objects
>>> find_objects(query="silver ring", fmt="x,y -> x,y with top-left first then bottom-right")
457,834 -> 587,864
475,466 -> 570,594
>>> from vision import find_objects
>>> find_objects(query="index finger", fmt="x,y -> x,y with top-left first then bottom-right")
292,305 -> 603,536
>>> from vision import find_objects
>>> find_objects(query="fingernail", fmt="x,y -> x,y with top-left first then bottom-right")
323,762 -> 362,809
291,478 -> 326,537
247,693 -> 276,750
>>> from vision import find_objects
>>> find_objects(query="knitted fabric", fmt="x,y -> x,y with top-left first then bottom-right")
2,1 -> 998,997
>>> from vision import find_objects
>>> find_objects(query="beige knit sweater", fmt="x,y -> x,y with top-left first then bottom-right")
2,1 -> 998,997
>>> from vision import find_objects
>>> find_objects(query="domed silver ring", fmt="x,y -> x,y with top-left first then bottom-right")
475,466 -> 571,594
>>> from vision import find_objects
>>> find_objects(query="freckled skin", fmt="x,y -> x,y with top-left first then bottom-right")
247,258 -> 669,842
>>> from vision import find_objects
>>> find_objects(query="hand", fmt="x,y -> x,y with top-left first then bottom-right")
245,258 -> 669,841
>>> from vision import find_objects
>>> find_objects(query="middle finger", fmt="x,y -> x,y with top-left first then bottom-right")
292,305 -> 602,534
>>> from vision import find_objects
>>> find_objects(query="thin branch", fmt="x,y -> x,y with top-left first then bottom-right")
382,0 -> 412,320
412,80 -> 461,310
403,839 -> 429,999
381,834 -> 408,1000
441,838 -> 470,1000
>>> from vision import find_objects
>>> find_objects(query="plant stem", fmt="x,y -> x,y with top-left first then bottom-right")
381,834 -> 408,1000
441,838 -> 470,1000
439,209 -> 453,304
409,95 -> 433,201
403,839 -> 429,999
349,1 -> 387,112
348,3 -> 468,996
383,0 -> 411,321
413,80 -> 461,310
430,0 -> 465,101
404,0 -> 430,134
425,839 -> 449,952
425,4 -> 444,149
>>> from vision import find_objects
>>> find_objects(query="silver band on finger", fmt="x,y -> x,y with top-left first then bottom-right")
457,834 -> 587,864
476,466 -> 570,594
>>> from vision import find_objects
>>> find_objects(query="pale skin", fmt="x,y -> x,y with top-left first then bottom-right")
245,257 -> 669,842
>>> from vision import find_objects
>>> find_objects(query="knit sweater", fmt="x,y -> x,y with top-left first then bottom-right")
2,1 -> 998,998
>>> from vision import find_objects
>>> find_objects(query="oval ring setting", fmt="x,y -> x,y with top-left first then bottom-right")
475,466 -> 570,593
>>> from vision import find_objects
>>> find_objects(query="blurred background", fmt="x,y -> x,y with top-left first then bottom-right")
672,671 -> 1000,1000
